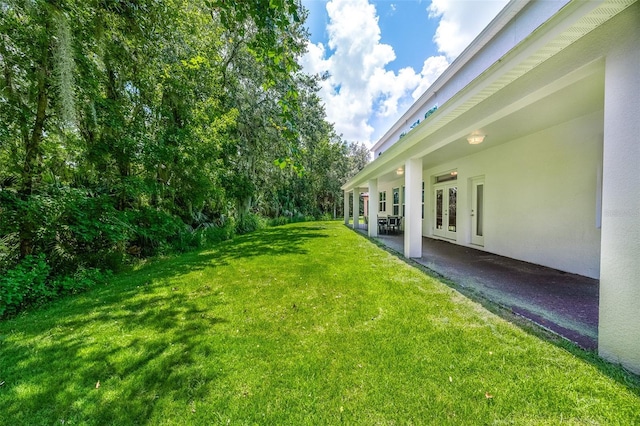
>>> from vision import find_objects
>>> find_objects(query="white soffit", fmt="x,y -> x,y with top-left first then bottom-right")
433,0 -> 635,130
342,0 -> 637,191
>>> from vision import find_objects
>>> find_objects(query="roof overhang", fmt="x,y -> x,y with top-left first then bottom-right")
342,0 -> 635,192
370,0 -> 534,154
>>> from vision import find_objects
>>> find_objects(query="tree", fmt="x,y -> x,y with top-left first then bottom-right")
346,142 -> 372,180
216,3 -> 309,218
0,0 -> 363,315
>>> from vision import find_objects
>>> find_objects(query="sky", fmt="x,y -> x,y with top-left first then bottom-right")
299,0 -> 510,146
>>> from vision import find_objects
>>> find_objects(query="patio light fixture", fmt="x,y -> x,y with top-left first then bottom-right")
396,167 -> 404,175
467,134 -> 485,145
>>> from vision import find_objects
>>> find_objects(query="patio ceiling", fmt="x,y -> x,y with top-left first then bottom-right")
372,59 -> 604,186
415,63 -> 605,173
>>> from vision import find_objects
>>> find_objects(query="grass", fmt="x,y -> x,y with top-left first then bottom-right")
0,221 -> 639,425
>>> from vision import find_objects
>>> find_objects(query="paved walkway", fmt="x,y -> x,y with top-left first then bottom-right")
357,228 -> 599,350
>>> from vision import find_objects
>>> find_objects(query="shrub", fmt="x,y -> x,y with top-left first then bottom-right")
267,216 -> 290,227
0,254 -> 52,317
235,213 -> 266,235
54,266 -> 112,295
174,219 -> 236,252
200,220 -> 235,244
125,207 -> 186,256
51,191 -> 129,273
0,254 -> 115,318
267,214 -> 319,227
0,187 -> 130,275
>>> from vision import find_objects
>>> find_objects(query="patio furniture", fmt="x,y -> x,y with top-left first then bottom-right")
388,216 -> 401,234
378,217 -> 389,234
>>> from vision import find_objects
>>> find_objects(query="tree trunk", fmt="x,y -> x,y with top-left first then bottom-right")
238,196 -> 252,218
19,40 -> 50,258
21,61 -> 48,195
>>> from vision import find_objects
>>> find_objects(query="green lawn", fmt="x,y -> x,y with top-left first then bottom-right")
1,222 -> 638,425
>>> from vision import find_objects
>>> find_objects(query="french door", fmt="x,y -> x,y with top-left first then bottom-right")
434,184 -> 457,240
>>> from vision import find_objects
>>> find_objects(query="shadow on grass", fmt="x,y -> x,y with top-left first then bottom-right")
136,225 -> 331,283
54,225 -> 330,316
356,228 -> 640,396
0,224 -> 329,423
0,284 -> 231,422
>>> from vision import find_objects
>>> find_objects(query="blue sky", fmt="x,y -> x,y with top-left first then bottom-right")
305,1 -> 440,72
299,0 -> 509,145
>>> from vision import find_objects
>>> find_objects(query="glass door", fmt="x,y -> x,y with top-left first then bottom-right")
435,188 -> 443,232
434,184 -> 457,240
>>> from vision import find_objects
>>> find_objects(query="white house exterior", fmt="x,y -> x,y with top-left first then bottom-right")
342,0 -> 640,374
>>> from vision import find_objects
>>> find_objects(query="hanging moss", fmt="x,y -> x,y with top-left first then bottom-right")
52,11 -> 76,126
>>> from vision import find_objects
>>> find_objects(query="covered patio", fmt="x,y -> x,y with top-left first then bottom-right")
342,1 -> 639,373
354,227 -> 599,349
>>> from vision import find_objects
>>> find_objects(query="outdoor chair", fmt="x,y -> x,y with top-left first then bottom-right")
388,216 -> 400,234
378,217 -> 388,234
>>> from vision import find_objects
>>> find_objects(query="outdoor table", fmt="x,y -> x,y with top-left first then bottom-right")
378,216 -> 402,234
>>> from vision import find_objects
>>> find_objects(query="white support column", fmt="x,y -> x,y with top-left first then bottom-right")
404,158 -> 423,258
599,27 -> 640,375
353,189 -> 360,229
368,179 -> 379,237
343,190 -> 350,225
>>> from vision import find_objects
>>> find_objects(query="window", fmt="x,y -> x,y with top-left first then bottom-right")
379,191 -> 386,212
392,187 -> 400,216
402,186 -> 405,217
421,181 -> 424,219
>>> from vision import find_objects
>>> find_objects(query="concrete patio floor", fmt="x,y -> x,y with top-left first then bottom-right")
355,227 -> 599,350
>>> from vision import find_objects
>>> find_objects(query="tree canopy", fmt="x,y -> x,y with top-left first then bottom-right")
0,0 -> 370,316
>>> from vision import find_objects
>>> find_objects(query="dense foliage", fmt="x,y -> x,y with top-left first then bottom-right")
0,0 -> 369,315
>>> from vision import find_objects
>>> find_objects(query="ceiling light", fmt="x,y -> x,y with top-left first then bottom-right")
396,167 -> 404,175
467,134 -> 485,145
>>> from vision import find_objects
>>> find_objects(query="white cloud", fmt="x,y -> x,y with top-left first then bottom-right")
369,67 -> 419,118
411,55 -> 450,100
429,0 -> 509,60
300,42 -> 330,77
300,0 -> 507,145
302,0 -> 405,144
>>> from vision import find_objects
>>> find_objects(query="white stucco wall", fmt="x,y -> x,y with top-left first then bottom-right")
378,110 -> 603,279
468,112 -> 602,278
598,1 -> 640,374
